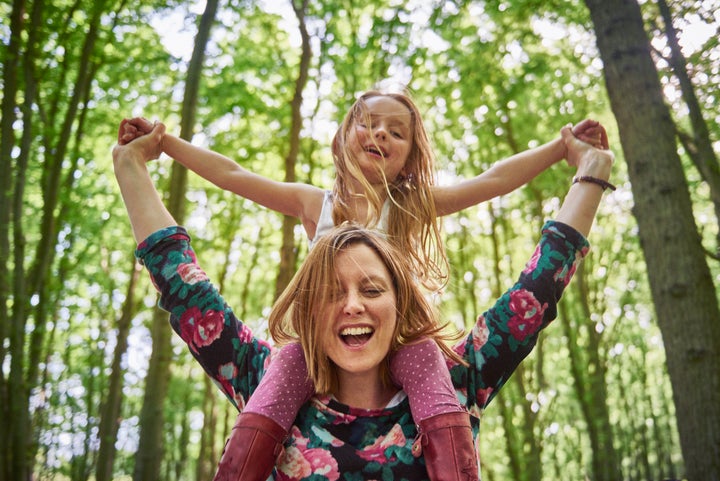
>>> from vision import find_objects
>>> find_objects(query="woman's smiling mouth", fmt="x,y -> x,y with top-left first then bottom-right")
340,326 -> 375,347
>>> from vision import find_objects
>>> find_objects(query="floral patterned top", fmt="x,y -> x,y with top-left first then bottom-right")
135,221 -> 589,480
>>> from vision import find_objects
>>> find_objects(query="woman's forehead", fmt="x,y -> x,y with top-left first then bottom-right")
334,244 -> 392,281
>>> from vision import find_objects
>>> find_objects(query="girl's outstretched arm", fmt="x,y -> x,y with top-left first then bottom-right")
118,117 -> 325,236
433,119 -> 607,216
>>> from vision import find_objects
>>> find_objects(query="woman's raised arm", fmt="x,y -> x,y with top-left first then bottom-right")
555,124 -> 614,237
113,120 -> 176,242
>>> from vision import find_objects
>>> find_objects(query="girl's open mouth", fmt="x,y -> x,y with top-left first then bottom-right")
364,146 -> 386,158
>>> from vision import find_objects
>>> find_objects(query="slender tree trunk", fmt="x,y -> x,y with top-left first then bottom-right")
562,263 -> 622,481
583,1 -> 720,479
0,0 -> 24,478
96,260 -> 141,481
275,0 -> 312,299
133,1 -> 219,480
494,391 -> 523,481
656,0 -> 720,254
196,376 -> 218,481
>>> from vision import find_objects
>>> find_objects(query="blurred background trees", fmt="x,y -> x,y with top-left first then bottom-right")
1,0 -> 718,479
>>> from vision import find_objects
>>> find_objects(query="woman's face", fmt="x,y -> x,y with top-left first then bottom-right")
346,95 -> 412,185
321,243 -> 398,380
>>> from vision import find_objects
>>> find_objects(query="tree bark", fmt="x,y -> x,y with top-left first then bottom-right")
133,1 -> 219,480
96,260 -> 141,481
0,1 -> 26,478
275,0 -> 312,299
583,1 -> 720,479
560,264 -> 622,481
656,0 -> 720,255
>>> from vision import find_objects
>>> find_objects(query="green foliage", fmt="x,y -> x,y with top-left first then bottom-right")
4,0 -> 717,479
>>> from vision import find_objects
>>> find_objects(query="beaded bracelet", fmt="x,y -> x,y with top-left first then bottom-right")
572,175 -> 616,191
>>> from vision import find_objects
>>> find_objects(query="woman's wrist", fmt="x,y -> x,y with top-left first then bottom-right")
575,150 -> 613,180
572,175 -> 616,191
112,145 -> 148,173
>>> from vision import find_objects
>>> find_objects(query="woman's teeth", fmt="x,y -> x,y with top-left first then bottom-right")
341,326 -> 374,336
340,326 -> 374,346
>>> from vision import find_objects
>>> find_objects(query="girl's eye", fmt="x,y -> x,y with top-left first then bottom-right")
392,131 -> 403,138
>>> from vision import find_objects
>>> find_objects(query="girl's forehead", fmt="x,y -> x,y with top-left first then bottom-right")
361,96 -> 412,121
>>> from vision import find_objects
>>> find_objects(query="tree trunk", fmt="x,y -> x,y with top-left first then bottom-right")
96,260 -> 141,481
133,1 -> 219,480
0,1 -> 26,479
560,264 -> 622,481
656,0 -> 720,255
275,0 -> 312,299
196,376 -> 218,481
583,1 -> 720,479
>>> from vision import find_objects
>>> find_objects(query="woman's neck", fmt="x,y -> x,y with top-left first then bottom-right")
333,371 -> 399,410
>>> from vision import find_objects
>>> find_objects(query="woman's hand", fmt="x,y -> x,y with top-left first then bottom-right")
113,120 -> 166,166
113,120 -> 175,242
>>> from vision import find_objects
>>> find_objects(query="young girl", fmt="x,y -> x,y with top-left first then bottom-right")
120,89 -> 605,481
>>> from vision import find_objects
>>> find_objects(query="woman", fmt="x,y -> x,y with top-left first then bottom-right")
113,120 -> 613,480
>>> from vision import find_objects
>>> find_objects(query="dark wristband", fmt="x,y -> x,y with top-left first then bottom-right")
572,175 -> 616,191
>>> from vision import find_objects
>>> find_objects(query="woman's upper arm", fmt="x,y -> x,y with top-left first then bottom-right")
136,226 -> 272,409
452,221 -> 589,412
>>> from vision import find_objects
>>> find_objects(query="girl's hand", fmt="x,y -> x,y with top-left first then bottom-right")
571,119 -> 609,150
117,117 -> 156,145
561,124 -> 614,178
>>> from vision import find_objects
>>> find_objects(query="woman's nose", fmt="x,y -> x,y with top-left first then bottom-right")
343,291 -> 365,315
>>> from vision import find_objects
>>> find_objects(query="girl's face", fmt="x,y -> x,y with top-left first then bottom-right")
346,96 -> 413,185
321,243 -> 398,381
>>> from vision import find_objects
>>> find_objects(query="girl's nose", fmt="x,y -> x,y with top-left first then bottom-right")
373,126 -> 387,140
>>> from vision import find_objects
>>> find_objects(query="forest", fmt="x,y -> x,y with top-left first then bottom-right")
1,0 -> 719,480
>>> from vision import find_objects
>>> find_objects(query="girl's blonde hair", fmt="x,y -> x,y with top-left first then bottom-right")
331,89 -> 448,291
269,224 -> 463,395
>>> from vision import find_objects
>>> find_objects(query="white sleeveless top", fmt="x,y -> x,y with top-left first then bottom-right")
308,190 -> 390,249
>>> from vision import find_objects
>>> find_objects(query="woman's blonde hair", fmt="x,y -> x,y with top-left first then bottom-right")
269,224 -> 463,395
330,89 -> 448,291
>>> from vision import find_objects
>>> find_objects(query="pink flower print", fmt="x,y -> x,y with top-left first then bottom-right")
277,443 -> 340,480
177,262 -> 208,284
236,323 -> 254,345
472,315 -> 490,352
357,424 -> 407,463
473,386 -> 495,411
555,250 -> 584,284
215,362 -> 241,406
507,289 -> 547,342
523,245 -> 542,274
179,306 -> 224,352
